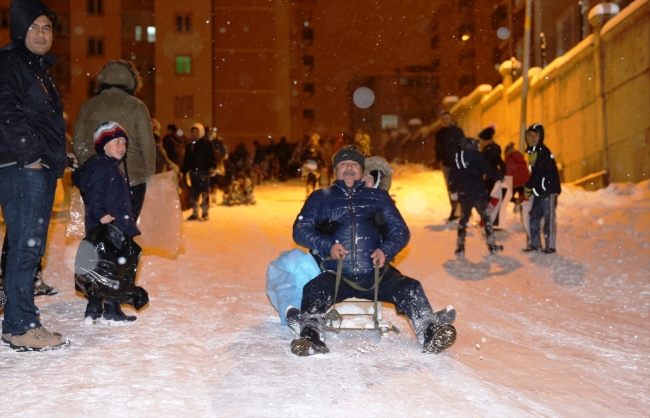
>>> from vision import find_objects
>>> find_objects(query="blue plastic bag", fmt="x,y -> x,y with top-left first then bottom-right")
266,249 -> 321,325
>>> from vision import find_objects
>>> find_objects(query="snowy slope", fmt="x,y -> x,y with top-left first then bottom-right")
1,165 -> 648,417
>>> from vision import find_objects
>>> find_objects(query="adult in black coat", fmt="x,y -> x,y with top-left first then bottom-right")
434,112 -> 465,221
290,145 -> 456,356
0,0 -> 68,351
449,137 -> 505,256
182,123 -> 217,221
162,123 -> 187,168
478,125 -> 506,196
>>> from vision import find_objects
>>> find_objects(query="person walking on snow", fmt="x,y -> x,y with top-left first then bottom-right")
523,123 -> 561,253
0,0 -> 70,352
478,125 -> 506,196
290,145 -> 456,356
182,123 -> 216,221
504,142 -> 530,213
434,111 -> 465,221
448,137 -> 505,257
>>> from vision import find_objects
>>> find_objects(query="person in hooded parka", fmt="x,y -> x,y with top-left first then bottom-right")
72,60 -> 156,220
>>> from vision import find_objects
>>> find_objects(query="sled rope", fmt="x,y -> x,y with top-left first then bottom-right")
323,256 -> 384,333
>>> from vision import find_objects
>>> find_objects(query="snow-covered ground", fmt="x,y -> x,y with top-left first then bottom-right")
1,165 -> 649,417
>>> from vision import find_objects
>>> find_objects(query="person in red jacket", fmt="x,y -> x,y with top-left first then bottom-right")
504,142 -> 530,212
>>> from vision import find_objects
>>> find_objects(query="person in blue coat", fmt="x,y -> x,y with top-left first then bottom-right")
448,137 -> 505,256
72,121 -> 141,326
523,123 -> 562,253
289,146 -> 456,356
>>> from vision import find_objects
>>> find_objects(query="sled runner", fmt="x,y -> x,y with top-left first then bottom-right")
325,297 -> 398,336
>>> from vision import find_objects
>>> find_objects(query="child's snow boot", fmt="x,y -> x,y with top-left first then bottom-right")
84,297 -> 103,326
291,327 -> 329,356
422,323 -> 456,354
101,301 -> 137,326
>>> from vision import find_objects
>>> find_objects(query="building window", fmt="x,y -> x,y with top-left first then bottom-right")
1,9 -> 9,28
303,109 -> 314,120
302,55 -> 314,70
174,96 -> 193,118
88,79 -> 96,98
302,28 -> 314,45
303,82 -> 314,96
175,56 -> 192,75
147,26 -> 156,42
87,0 -> 103,15
88,38 -> 104,56
135,26 -> 142,42
175,13 -> 191,32
430,35 -> 439,50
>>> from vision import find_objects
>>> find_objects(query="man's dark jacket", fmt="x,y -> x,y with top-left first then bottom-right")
293,179 -> 410,277
525,124 -> 561,196
72,154 -> 141,238
182,137 -> 217,173
435,124 -> 465,168
0,0 -> 66,177
449,139 -> 504,201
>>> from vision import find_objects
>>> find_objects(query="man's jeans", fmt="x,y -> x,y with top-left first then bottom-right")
529,193 -> 558,250
0,165 -> 57,335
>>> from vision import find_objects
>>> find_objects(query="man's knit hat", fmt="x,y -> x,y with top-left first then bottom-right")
332,145 -> 365,171
94,121 -> 128,154
478,124 -> 496,141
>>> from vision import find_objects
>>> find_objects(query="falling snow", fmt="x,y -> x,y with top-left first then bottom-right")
0,165 -> 648,416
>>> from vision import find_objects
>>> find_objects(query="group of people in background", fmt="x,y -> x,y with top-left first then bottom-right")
435,112 -> 562,256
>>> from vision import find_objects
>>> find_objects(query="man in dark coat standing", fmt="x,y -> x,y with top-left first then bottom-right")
0,0 -> 69,351
435,111 -> 465,221
290,145 -> 456,356
182,123 -> 217,221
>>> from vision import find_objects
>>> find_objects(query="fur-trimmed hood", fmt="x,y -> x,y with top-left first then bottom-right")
363,156 -> 393,191
97,60 -> 142,95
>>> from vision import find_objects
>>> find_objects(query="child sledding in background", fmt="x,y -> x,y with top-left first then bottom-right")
72,121 -> 142,326
222,172 -> 256,206
448,137 -> 505,257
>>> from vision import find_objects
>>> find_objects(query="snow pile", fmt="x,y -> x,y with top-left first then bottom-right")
0,166 -> 648,417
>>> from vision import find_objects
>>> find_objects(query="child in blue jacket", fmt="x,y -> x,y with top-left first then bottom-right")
72,121 -> 141,325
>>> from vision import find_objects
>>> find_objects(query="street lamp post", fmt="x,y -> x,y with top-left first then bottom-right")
519,0 -> 532,152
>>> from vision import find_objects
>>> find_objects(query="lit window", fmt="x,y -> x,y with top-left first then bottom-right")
147,26 -> 156,42
135,26 -> 142,42
175,56 -> 192,75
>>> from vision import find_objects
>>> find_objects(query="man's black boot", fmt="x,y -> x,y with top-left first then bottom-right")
291,327 -> 329,356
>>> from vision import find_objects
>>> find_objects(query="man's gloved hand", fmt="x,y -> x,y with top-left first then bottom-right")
524,187 -> 533,198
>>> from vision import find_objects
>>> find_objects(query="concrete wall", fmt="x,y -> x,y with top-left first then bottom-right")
450,0 -> 649,184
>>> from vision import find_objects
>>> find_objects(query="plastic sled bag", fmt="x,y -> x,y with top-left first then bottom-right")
136,171 -> 184,256
493,176 -> 513,229
74,223 -> 148,310
66,187 -> 86,240
266,249 -> 321,325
